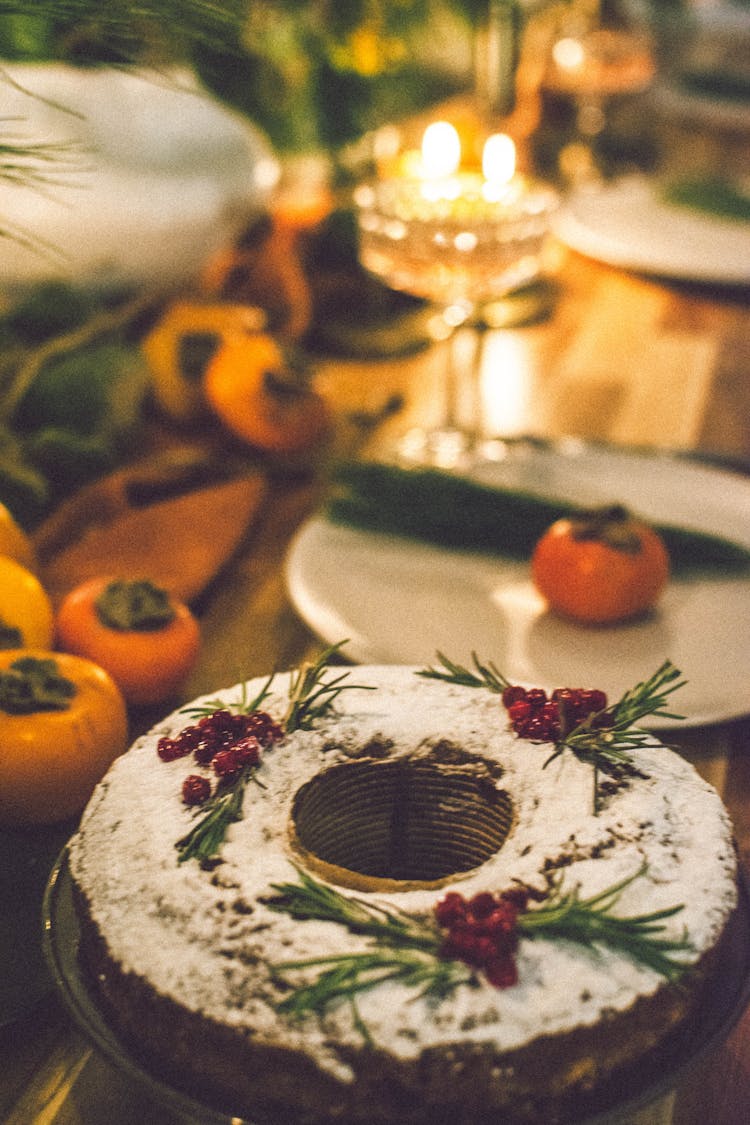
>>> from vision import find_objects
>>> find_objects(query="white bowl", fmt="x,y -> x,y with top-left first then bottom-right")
0,64 -> 280,292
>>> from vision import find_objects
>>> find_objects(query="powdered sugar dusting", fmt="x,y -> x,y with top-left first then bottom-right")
69,665 -> 737,1079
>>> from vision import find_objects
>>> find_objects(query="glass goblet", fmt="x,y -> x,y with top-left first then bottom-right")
544,22 -> 656,183
354,169 -> 558,465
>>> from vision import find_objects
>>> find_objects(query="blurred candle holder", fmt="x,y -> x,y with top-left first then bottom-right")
354,118 -> 558,464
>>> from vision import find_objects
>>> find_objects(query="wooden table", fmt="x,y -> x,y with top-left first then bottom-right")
2,145 -> 750,1125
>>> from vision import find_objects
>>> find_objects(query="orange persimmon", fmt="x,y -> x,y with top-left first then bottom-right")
142,299 -> 267,424
0,649 -> 128,826
531,505 -> 670,625
55,577 -> 200,706
203,335 -> 331,455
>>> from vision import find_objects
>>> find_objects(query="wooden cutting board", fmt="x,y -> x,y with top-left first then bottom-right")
33,452 -> 268,606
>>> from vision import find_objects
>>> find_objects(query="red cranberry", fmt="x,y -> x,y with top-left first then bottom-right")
435,892 -> 468,927
508,699 -> 532,724
443,927 -> 483,966
484,905 -> 518,939
516,716 -> 548,740
485,954 -> 518,989
243,711 -> 284,745
157,736 -> 190,762
213,748 -> 244,778
502,685 -> 527,708
467,892 -> 497,921
193,737 -> 218,764
233,736 -> 262,768
580,688 -> 608,713
182,775 -> 211,805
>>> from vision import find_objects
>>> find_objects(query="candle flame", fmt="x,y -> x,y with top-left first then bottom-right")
482,133 -> 516,185
421,121 -> 461,179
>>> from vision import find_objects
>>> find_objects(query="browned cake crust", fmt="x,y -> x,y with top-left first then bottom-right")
68,667 -> 741,1123
74,878 -> 738,1124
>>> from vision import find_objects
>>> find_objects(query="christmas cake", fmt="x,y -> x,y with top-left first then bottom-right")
68,657 -> 739,1123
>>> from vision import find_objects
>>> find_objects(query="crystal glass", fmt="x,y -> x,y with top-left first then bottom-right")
543,3 -> 656,182
354,141 -> 558,464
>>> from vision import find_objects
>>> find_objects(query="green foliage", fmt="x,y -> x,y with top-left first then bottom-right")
329,461 -> 750,574
2,283 -> 95,345
0,284 -> 151,525
0,0 -> 472,152
12,342 -> 147,438
267,864 -> 690,1030
0,1 -> 248,65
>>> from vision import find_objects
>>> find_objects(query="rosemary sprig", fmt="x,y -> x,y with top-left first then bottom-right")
549,660 -> 686,768
283,641 -> 375,732
416,651 -> 510,695
266,866 -> 690,1029
518,864 -> 691,981
268,867 -> 437,951
176,764 -> 260,865
416,653 -> 686,811
543,661 -> 686,813
180,672 -> 275,720
175,644 -> 371,864
273,949 -> 468,1024
267,869 -> 468,1017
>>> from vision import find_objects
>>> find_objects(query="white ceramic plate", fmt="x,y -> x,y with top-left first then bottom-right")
285,447 -> 750,728
553,177 -> 750,285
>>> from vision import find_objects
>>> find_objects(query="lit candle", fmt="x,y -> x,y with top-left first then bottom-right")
481,133 -> 517,201
420,121 -> 461,180
357,118 -> 554,236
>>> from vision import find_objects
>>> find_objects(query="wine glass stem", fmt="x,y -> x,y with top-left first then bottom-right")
442,315 -> 489,452
469,321 -> 491,448
444,330 -> 462,436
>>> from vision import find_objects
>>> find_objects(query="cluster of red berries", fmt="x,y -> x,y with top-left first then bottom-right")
435,887 -> 529,989
501,683 -> 610,743
156,708 -> 284,806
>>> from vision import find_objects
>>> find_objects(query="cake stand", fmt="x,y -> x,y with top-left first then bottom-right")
43,847 -> 750,1125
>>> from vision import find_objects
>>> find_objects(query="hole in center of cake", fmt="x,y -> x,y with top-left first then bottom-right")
289,755 -> 514,891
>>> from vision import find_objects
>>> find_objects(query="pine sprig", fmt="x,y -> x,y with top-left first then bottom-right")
266,866 -> 690,1029
416,651 -> 510,695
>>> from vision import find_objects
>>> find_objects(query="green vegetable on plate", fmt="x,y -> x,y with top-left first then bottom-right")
328,462 -> 750,575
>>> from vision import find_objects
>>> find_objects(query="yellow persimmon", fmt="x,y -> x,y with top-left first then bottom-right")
0,556 -> 54,649
0,500 -> 36,570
